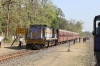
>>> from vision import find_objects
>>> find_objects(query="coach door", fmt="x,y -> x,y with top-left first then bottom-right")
94,15 -> 100,51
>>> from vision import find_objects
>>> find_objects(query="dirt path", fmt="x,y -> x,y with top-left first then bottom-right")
0,39 -> 95,66
0,42 -> 26,55
25,40 -> 93,66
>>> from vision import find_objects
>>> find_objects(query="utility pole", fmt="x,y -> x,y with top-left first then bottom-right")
67,41 -> 71,52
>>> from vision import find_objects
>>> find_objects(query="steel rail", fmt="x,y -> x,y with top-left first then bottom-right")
0,50 -> 38,63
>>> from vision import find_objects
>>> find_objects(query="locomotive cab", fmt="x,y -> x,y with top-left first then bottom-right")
93,15 -> 100,51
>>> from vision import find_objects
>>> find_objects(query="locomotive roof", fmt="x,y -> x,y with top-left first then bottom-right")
30,24 -> 57,29
30,24 -> 47,27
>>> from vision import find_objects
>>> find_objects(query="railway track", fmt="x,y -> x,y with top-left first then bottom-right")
0,40 -> 76,63
0,42 -> 61,63
0,50 -> 39,63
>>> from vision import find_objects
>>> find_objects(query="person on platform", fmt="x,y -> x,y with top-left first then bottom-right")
18,36 -> 23,48
0,35 -> 2,48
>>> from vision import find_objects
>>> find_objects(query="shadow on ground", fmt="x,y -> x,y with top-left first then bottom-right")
55,50 -> 73,52
4,45 -> 27,50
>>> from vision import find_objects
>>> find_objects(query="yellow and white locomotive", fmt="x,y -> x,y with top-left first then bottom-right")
25,25 -> 57,49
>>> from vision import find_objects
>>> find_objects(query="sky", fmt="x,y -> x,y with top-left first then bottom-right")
52,0 -> 100,32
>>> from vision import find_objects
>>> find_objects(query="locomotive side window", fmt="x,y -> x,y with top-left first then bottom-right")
95,17 -> 100,35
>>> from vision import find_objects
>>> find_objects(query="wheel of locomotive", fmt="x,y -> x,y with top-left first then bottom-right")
44,42 -> 49,48
31,44 -> 40,50
54,40 -> 57,46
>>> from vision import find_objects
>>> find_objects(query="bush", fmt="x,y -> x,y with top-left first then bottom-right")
3,36 -> 12,43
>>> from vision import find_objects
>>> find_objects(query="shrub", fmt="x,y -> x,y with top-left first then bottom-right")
3,36 -> 12,43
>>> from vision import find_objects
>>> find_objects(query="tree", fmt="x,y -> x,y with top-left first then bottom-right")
68,19 -> 84,36
51,6 -> 65,29
0,0 -> 84,41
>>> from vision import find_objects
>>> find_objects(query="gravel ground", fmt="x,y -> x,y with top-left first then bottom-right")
0,38 -> 96,66
0,42 -> 26,56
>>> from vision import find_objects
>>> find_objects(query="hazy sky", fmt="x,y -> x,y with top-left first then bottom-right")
53,0 -> 100,32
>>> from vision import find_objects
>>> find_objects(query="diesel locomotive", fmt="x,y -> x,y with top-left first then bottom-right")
25,24 -> 80,49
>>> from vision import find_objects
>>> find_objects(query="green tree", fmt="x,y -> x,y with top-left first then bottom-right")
51,6 -> 65,29
0,0 -> 84,41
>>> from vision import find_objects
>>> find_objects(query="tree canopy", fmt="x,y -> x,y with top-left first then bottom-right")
0,0 -> 84,37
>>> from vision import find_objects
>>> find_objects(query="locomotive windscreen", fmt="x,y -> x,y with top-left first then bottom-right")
29,25 -> 42,39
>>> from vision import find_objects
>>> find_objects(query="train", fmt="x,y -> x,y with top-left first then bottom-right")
93,15 -> 100,66
25,24 -> 80,49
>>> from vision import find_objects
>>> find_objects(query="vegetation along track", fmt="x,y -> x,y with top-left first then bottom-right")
0,50 -> 39,63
